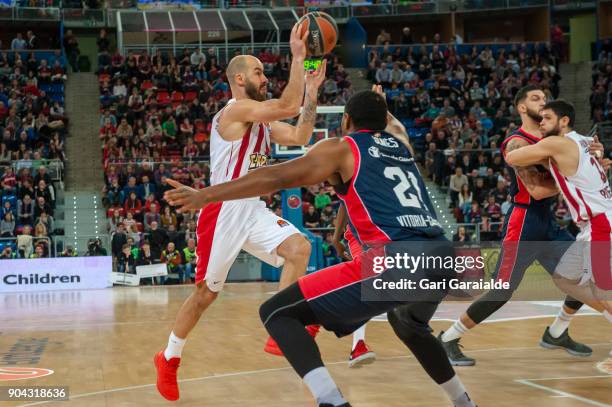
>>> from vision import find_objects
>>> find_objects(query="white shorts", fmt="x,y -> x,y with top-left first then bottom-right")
554,214 -> 612,300
195,199 -> 301,292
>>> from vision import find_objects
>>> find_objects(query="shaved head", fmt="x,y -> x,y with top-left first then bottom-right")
226,55 -> 268,101
226,55 -> 261,85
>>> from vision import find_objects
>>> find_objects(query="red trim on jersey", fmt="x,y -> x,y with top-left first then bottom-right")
496,206 -> 526,283
298,246 -> 383,301
344,227 -> 363,258
575,188 -> 594,219
253,124 -> 265,154
231,124 -> 253,180
517,128 -> 541,143
515,176 -> 532,206
339,137 -> 391,245
195,202 -> 223,284
590,213 -> 612,290
551,164 -> 585,222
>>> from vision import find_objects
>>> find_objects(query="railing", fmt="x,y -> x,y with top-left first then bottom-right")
0,6 -> 61,21
0,159 -> 65,183
0,236 -> 52,258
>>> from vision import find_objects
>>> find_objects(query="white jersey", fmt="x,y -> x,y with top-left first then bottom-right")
549,131 -> 612,233
209,98 -> 272,190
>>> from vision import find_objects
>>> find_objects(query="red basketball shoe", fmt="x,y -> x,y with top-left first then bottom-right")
264,325 -> 321,356
154,350 -> 180,401
348,340 -> 376,368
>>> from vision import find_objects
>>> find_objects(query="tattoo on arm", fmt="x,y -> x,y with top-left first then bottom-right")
297,94 -> 317,128
505,138 -> 540,186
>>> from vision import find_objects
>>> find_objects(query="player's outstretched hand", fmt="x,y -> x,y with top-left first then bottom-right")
305,59 -> 327,92
164,179 -> 208,213
371,84 -> 386,99
590,135 -> 605,160
332,239 -> 351,261
290,23 -> 308,62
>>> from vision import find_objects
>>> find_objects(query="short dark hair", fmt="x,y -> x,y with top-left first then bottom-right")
514,84 -> 542,107
345,90 -> 388,131
542,99 -> 575,128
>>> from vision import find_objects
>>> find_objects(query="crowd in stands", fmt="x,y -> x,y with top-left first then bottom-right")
0,48 -> 68,259
102,44 -> 351,279
591,39 -> 612,125
368,37 -> 564,240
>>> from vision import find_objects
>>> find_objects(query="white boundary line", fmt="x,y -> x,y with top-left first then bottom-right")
17,343 -> 612,407
515,378 -> 612,407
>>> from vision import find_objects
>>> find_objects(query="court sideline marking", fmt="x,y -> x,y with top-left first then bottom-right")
515,377 -> 612,407
18,343 -> 612,406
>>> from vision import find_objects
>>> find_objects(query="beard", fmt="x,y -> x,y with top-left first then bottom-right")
245,79 -> 266,102
543,123 -> 561,138
525,107 -> 542,123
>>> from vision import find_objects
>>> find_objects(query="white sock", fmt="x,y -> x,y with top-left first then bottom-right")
164,331 -> 186,361
604,310 -> 612,323
442,320 -> 469,343
549,309 -> 574,338
352,324 -> 366,351
440,375 -> 475,407
303,367 -> 346,406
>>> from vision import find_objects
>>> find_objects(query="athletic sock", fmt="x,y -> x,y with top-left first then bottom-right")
442,320 -> 469,343
303,367 -> 346,406
549,309 -> 574,338
352,324 -> 366,351
164,331 -> 186,360
604,310 -> 612,324
439,375 -> 475,407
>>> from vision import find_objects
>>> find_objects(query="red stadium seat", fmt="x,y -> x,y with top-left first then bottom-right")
171,91 -> 184,102
184,91 -> 197,102
142,80 -> 153,90
156,91 -> 171,106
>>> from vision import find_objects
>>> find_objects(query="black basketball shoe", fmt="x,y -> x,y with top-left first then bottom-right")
540,327 -> 592,357
438,331 -> 476,366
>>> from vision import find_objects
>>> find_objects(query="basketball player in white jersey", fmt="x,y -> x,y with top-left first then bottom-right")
154,24 -> 327,401
505,100 -> 612,319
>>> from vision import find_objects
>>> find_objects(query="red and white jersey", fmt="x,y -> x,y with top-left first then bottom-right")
549,131 -> 612,235
209,99 -> 272,192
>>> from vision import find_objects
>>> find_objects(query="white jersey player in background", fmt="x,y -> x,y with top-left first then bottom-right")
506,99 -> 612,322
154,23 -> 327,401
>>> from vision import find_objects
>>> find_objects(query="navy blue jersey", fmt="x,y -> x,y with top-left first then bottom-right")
337,130 -> 444,245
501,128 -> 553,208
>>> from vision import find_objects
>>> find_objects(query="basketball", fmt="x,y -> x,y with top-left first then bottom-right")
297,11 -> 338,57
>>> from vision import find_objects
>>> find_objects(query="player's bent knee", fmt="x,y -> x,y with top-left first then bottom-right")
194,283 -> 218,310
278,234 -> 311,261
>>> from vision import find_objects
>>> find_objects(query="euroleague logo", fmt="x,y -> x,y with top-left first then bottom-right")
0,366 -> 54,381
287,194 -> 302,209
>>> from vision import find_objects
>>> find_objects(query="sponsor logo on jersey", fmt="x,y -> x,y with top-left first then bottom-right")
369,145 -> 412,162
372,136 -> 399,148
277,219 -> 290,228
248,153 -> 268,170
0,367 -> 54,381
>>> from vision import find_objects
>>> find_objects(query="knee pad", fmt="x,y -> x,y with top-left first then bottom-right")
387,307 -> 432,342
563,297 -> 583,312
259,297 -> 275,325
465,291 -> 511,324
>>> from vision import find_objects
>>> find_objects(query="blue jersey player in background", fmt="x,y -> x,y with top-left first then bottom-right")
165,88 -> 477,407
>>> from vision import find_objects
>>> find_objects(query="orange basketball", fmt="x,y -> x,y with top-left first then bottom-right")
297,11 -> 338,57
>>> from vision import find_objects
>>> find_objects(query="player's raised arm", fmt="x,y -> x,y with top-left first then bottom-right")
270,60 -> 327,146
221,24 -> 308,125
371,84 -> 414,155
165,138 -> 352,212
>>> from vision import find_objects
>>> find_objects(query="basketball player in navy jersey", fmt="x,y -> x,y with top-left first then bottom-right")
166,89 -> 476,407
439,85 -> 604,365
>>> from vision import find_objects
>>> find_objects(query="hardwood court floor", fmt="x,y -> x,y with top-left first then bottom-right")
0,283 -> 610,407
